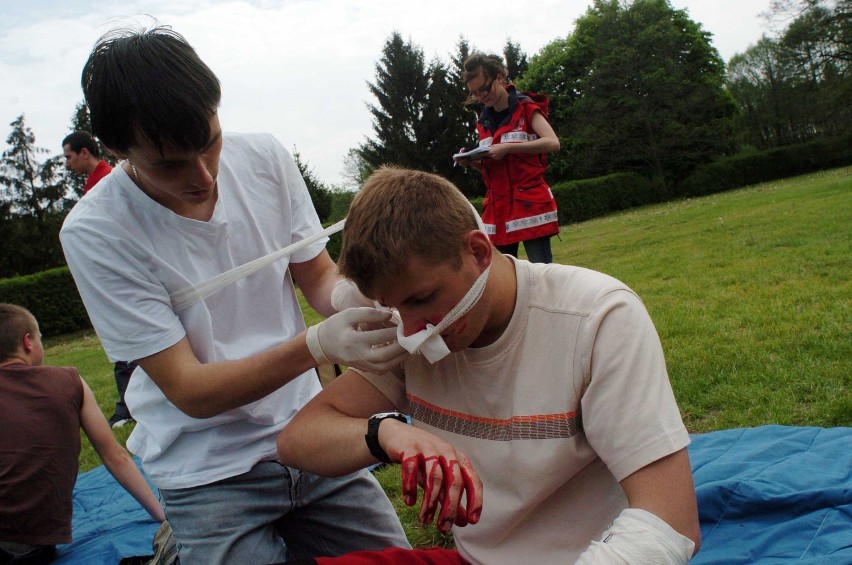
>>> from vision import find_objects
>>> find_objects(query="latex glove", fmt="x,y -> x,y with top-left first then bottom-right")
331,278 -> 376,311
306,307 -> 409,373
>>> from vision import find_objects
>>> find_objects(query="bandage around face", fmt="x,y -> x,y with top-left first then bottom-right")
395,263 -> 491,363
389,200 -> 491,364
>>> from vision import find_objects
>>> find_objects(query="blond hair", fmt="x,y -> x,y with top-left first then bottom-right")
0,303 -> 35,360
338,167 -> 478,297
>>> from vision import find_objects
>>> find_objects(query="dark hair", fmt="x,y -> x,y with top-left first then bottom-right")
462,52 -> 508,105
0,303 -> 34,360
462,52 -> 507,83
82,25 -> 221,154
62,130 -> 100,157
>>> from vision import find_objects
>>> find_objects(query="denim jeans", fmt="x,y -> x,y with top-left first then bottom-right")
159,461 -> 409,565
113,360 -> 136,419
497,235 -> 553,264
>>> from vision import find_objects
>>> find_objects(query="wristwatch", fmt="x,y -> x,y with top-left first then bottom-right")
365,411 -> 408,464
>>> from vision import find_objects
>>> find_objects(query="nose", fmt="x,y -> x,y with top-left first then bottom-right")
401,318 -> 428,337
193,157 -> 215,187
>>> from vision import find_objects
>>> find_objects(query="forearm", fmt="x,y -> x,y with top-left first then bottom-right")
140,333 -> 316,419
102,450 -> 165,522
508,136 -> 560,155
278,404 -> 376,476
291,250 -> 339,317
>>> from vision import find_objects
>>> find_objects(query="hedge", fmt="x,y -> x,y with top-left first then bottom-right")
678,135 -> 852,197
5,137 -> 848,337
0,267 -> 91,337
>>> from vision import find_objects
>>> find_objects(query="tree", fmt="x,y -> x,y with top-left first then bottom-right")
503,38 -> 529,82
522,0 -> 736,182
0,115 -> 68,277
358,32 -> 484,198
728,0 -> 850,147
359,32 -> 431,173
447,37 -> 484,197
292,147 -> 332,223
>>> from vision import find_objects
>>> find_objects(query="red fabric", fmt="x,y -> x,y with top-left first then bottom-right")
83,160 -> 112,193
315,547 -> 467,564
477,89 -> 559,246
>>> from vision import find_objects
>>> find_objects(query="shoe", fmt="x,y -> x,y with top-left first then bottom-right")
109,414 -> 134,429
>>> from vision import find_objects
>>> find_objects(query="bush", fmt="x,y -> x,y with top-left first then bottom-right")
551,172 -> 656,224
0,267 -> 91,337
679,136 -> 852,197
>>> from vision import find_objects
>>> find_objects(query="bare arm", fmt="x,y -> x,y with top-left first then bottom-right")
278,370 -> 398,475
291,249 -> 339,317
79,378 -> 165,523
620,448 -> 701,554
278,370 -> 484,533
488,111 -> 560,160
138,331 -> 315,419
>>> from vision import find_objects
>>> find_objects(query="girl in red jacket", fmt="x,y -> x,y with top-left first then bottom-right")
457,52 -> 561,263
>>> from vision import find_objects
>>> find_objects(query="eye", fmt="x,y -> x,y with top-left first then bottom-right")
409,292 -> 435,306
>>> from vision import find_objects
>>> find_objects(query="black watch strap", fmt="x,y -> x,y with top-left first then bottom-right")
365,412 -> 408,464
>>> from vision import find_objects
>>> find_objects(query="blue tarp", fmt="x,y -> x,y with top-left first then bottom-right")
689,425 -> 852,564
54,458 -> 158,564
56,426 -> 852,564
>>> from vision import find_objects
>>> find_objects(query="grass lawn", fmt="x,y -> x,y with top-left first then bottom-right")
43,166 -> 850,547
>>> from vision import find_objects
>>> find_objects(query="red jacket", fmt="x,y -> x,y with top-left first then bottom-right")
476,87 -> 559,246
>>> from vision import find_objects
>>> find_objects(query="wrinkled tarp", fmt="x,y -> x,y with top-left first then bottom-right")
689,425 -> 851,564
56,426 -> 851,564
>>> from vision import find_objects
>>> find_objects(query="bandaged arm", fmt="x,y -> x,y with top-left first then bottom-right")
575,508 -> 695,564
577,448 -> 700,563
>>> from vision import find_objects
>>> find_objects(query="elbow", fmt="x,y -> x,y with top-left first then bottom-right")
550,138 -> 561,153
689,523 -> 702,556
166,389 -> 224,419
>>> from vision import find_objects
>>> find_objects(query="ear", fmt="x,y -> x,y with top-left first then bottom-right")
22,332 -> 33,353
466,230 -> 493,272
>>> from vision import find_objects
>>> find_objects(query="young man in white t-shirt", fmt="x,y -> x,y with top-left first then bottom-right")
60,26 -> 410,564
278,167 -> 702,564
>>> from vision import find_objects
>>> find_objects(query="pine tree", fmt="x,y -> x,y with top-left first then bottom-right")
293,147 -> 332,222
0,114 -> 68,276
359,32 -> 430,173
503,38 -> 529,82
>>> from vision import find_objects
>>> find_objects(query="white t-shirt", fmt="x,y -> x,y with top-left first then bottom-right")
358,258 -> 690,565
60,133 -> 326,489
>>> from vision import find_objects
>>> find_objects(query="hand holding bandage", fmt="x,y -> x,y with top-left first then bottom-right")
306,307 -> 409,374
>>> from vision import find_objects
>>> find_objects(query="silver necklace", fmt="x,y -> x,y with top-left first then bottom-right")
130,162 -> 141,184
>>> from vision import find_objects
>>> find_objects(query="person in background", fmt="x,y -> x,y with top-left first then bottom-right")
278,167 -> 701,565
62,130 -> 112,194
62,130 -> 137,429
60,25 -> 409,564
0,303 -> 165,565
456,52 -> 560,264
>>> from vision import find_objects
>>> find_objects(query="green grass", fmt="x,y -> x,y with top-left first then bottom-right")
43,166 -> 851,547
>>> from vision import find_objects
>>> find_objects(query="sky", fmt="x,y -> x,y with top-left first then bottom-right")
0,0 -> 774,188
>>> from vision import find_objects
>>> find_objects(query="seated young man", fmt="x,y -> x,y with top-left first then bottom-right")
0,304 -> 165,564
278,167 -> 701,565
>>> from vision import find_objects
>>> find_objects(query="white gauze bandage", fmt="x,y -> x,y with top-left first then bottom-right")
169,220 -> 345,312
393,202 -> 490,364
574,508 -> 696,565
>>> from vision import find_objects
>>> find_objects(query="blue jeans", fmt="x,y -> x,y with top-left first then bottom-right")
497,235 -> 553,263
159,461 -> 410,565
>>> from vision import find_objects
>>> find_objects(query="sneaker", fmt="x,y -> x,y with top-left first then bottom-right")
109,414 -> 134,429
